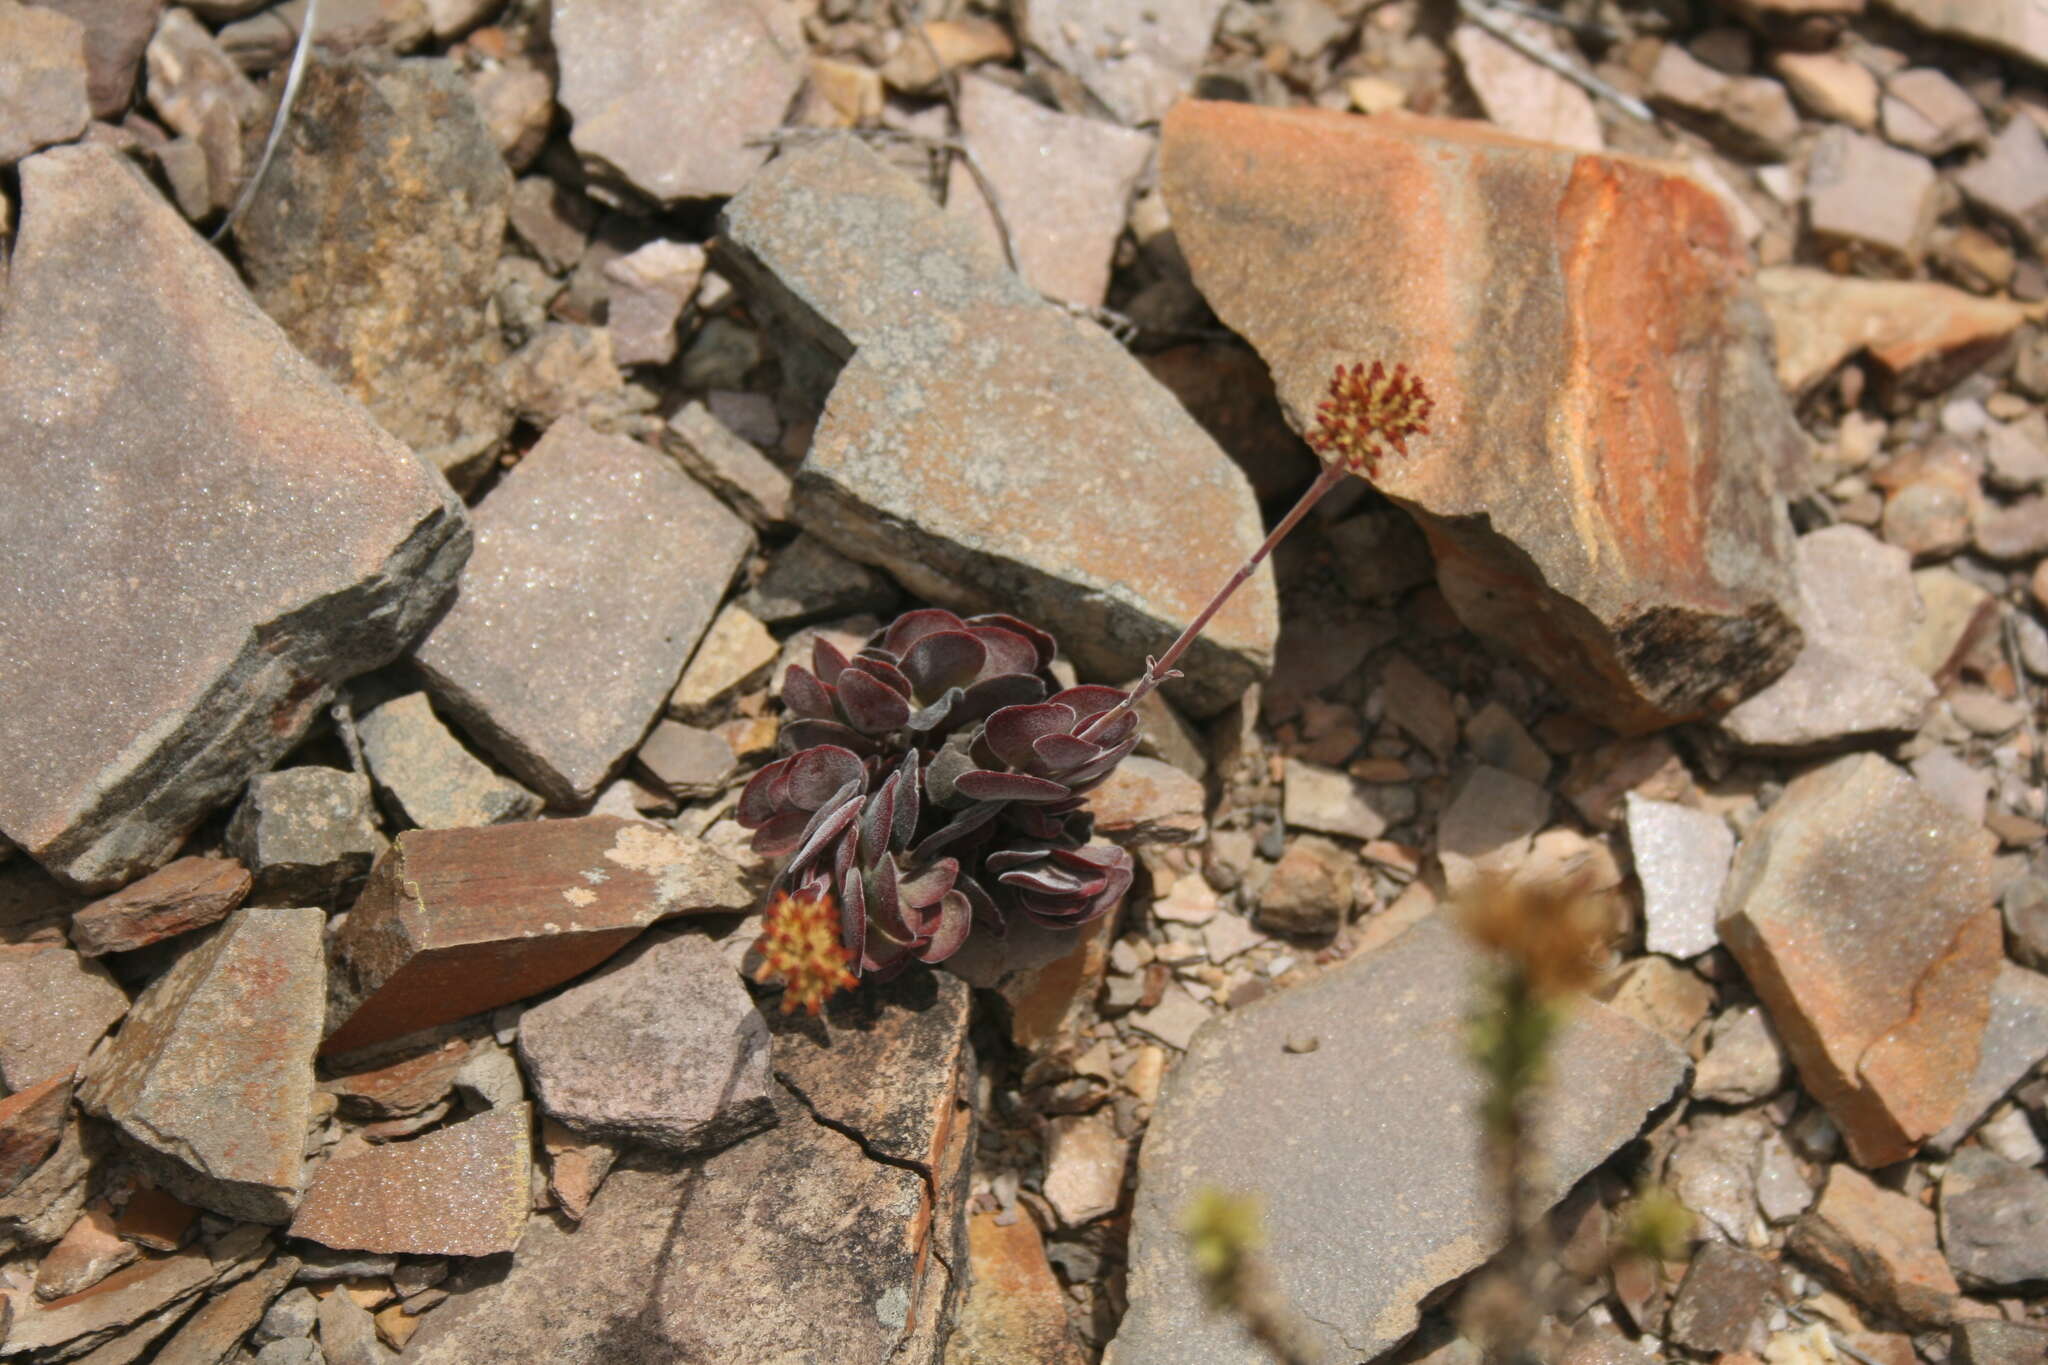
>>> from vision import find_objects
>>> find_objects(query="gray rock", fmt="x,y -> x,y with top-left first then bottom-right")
1111,914 -> 1687,1364
1281,757 -> 1408,842
1880,68 -> 1987,156
1928,962 -> 2048,1152
32,0 -> 160,119
1953,1320 -> 2048,1365
1014,0 -> 1227,125
255,1285 -> 319,1343
1957,116 -> 2048,247
944,73 -> 1156,308
452,1037 -> 525,1111
555,0 -> 802,203
1624,794 -> 1734,959
518,930 -> 774,1154
1667,1110 -> 1768,1245
634,722 -> 735,801
0,144 -> 469,892
234,55 -> 511,490
1805,126 -> 1938,272
78,907 -> 325,1222
317,1285 -> 388,1365
1755,1130 -> 1814,1224
0,940 -> 128,1090
1462,701 -> 1550,785
213,0 -> 429,65
412,416 -> 751,807
256,1337 -> 327,1365
716,136 -> 1275,717
1881,0 -> 2048,72
666,401 -> 792,528
1722,526 -> 1936,750
1940,1147 -> 2048,1289
1645,44 -> 1800,160
0,1 -> 89,166
738,532 -> 897,628
1694,1004 -> 1789,1104
1668,1242 -> 1778,1355
0,1103 -> 99,1255
227,767 -> 382,907
355,691 -> 542,831
603,239 -> 705,367
1437,764 -> 1550,895
506,173 -> 595,273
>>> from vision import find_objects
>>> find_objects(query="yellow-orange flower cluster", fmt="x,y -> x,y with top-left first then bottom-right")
1305,359 -> 1434,479
752,888 -> 859,1016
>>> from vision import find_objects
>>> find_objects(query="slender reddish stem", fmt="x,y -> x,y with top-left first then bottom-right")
1079,460 -> 1351,742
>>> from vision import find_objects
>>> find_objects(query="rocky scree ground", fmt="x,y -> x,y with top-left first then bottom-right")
1,0 -> 2048,1362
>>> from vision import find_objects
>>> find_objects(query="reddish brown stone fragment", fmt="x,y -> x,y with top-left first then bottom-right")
1791,1165 -> 1960,1327
69,856 -> 251,957
113,1185 -> 198,1252
0,1069 -> 71,1197
321,1036 -> 473,1119
323,816 -> 753,1054
945,1210 -> 1089,1365
33,1204 -> 139,1301
289,1104 -> 530,1257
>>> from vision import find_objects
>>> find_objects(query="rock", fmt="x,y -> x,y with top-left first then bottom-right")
33,1203 -> 139,1300
1624,795 -> 1733,959
1791,1164 -> 1960,1327
1757,1130 -> 1816,1225
1695,1005 -> 1790,1104
1940,1147 -> 2048,1289
68,856 -> 250,957
453,1036 -> 524,1111
541,1118 -> 617,1220
1669,1242 -> 1779,1355
1086,757 -> 1205,846
0,942 -> 127,1090
1909,566 -> 1997,680
1014,0 -> 1226,126
0,1071 -> 71,1197
1879,0 -> 2048,68
1773,49 -> 1879,129
1437,765 -> 1551,895
227,767 -> 381,907
1806,127 -> 1938,274
517,930 -> 773,1154
1954,1321 -> 2048,1365
944,1209 -> 1088,1365
1646,44 -> 1800,160
289,1104 -> 530,1256
1881,68 -> 1987,155
322,1033 -> 472,1120
1720,753 -> 2000,1167
1721,527 -> 1936,750
79,907 -> 324,1222
316,1284 -> 387,1365
878,17 -> 1012,94
354,691 -> 541,832
30,0 -> 159,120
216,0 -> 429,67
412,416 -> 751,807
1113,915 -> 1685,1364
1127,983 -> 1211,1051
1884,464 -> 1975,557
1929,963 -> 2048,1151
1987,420 -> 2048,491
1757,267 -> 2029,399
233,55 -> 510,489
1042,1112 -> 1124,1226
143,7 -> 260,212
1464,702 -> 1550,785
0,1223 -> 268,1358
554,0 -> 801,203
1255,835 -> 1355,936
716,136 -> 1275,718
498,322 -> 633,429
1450,16 -> 1602,152
665,401 -> 792,529
633,723 -> 735,802
1977,496 -> 2048,560
1592,955 -> 1716,1045
1913,746 -> 1991,826
467,58 -> 551,170
323,816 -> 753,1053
505,175 -> 593,273
1161,104 -> 1804,733
945,73 -> 1156,309
0,145 -> 469,893
406,976 -> 974,1363
603,239 -> 705,367
1281,757 -> 1405,842
1668,1110 -> 1769,1245
667,604 -> 777,721
0,1102 -> 97,1255
151,1254 -> 300,1364
1958,116 -> 2048,247
0,1 -> 90,166
739,533 -> 896,628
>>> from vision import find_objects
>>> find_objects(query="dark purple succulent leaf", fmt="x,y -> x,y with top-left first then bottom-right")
837,668 -> 912,734
859,771 -> 897,866
897,857 -> 959,909
782,665 -> 835,720
958,873 -> 1004,935
889,749 -> 920,849
786,784 -> 864,876
1084,709 -> 1138,750
841,852 -> 867,933
749,809 -> 811,857
965,613 -> 1056,672
854,656 -> 914,699
1048,685 -> 1129,723
1061,732 -> 1142,792
902,630 -> 987,702
967,625 -> 1039,679
838,873 -> 866,962
883,607 -> 969,657
911,799 -> 1003,862
833,817 -> 859,886
916,889 -> 973,963
923,742 -> 978,807
786,745 -> 867,809
811,636 -> 851,684
736,755 -> 795,827
983,702 -> 1079,771
953,769 -> 1072,803
951,673 -> 1048,728
905,688 -> 961,734
1031,732 -> 1103,774
867,854 -> 904,937
780,718 -> 881,756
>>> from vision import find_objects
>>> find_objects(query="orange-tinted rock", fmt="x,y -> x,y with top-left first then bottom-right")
323,816 -> 753,1054
945,1211 -> 1089,1365
0,1222 -> 269,1358
0,1070 -> 71,1197
33,1203 -> 139,1301
113,1185 -> 198,1251
321,1034 -> 473,1119
290,1104 -> 531,1257
1757,267 -> 2029,400
69,856 -> 252,957
716,136 -> 1275,717
1791,1164 -> 1960,1327
1160,103 -> 1804,733
1719,754 -> 2001,1167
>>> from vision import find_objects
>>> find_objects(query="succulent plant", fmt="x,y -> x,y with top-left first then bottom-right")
738,608 -> 1139,980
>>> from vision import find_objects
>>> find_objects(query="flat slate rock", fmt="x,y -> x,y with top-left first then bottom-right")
323,816 -> 755,1053
1928,962 -> 2048,1152
716,136 -> 1275,718
79,907 -> 326,1223
68,856 -> 251,957
1160,104 -> 1805,733
234,53 -> 511,490
1719,752 -> 2001,1167
0,144 -> 469,892
412,415 -> 751,806
1110,913 -> 1687,1365
355,691 -> 542,831
0,941 -> 129,1091
518,929 -> 774,1153
1014,0 -> 1227,126
290,1103 -> 531,1257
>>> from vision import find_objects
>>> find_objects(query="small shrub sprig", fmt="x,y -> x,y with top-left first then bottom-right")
748,359 -> 1434,1013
